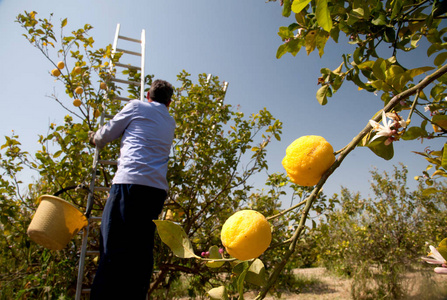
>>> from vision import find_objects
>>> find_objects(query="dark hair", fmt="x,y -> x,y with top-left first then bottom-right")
148,79 -> 173,105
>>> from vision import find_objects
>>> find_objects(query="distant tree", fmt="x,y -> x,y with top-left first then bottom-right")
315,164 -> 447,299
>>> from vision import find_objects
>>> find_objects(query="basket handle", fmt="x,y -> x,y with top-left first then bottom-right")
53,184 -> 89,197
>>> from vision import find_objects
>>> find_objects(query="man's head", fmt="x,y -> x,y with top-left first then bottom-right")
147,79 -> 173,106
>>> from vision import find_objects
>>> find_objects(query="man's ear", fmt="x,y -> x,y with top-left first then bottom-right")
146,91 -> 150,101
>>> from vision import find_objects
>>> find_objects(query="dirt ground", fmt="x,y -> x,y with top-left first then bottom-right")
243,267 -> 447,300
243,268 -> 351,300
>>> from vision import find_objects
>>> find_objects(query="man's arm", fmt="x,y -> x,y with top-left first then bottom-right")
90,101 -> 135,149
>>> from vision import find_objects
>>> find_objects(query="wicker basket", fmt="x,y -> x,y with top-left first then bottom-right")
27,195 -> 88,250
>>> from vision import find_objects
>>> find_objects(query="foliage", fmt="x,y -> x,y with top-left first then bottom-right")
0,10 -> 301,300
272,0 -> 447,180
314,164 -> 447,299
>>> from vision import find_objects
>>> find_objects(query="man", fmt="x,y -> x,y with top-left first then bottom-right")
89,79 -> 176,299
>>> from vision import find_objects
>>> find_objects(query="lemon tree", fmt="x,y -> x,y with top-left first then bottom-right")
221,210 -> 272,261
3,11 -> 284,298
282,135 -> 335,186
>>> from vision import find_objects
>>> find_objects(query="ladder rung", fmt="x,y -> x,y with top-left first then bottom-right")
94,186 -> 111,192
82,289 -> 91,294
86,250 -> 100,255
104,114 -> 115,119
118,35 -> 141,43
116,48 -> 141,57
112,95 -> 134,102
115,62 -> 141,70
110,78 -> 141,86
98,159 -> 118,165
89,216 -> 102,221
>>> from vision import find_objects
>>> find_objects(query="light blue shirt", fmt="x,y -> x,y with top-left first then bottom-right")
94,100 -> 176,191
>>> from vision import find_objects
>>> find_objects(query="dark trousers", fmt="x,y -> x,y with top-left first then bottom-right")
90,184 -> 166,300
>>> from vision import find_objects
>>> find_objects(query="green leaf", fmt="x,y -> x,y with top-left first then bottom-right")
235,262 -> 249,299
154,220 -> 199,258
371,14 -> 387,26
385,64 -> 404,84
432,114 -> 447,131
316,85 -> 329,105
61,18 -> 67,28
53,150 -> 63,158
353,47 -> 363,65
390,0 -> 403,20
442,143 -> 447,169
295,11 -> 306,26
434,52 -> 447,66
206,245 -> 225,268
316,0 -> 332,33
316,30 -> 329,57
292,0 -> 312,14
401,127 -> 426,140
357,60 -> 374,70
305,30 -> 317,55
330,26 -> 340,43
384,28 -> 396,43
278,26 -> 293,39
422,187 -> 440,196
408,66 -> 435,79
233,259 -> 267,286
282,0 -> 292,17
208,286 -> 228,300
288,39 -> 302,56
372,58 -> 386,81
276,43 -> 288,59
427,44 -> 442,57
367,136 -> 394,160
432,169 -> 446,177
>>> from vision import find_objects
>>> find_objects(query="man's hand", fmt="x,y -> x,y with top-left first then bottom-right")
88,131 -> 96,146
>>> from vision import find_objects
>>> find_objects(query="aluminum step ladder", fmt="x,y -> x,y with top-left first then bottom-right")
75,23 -> 146,300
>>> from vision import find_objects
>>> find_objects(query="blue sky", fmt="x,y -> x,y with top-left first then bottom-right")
1,0 -> 445,205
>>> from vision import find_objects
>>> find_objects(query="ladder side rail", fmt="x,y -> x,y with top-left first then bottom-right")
108,23 -> 121,77
85,109 -> 106,217
140,29 -> 146,102
75,141 -> 101,300
111,24 -> 121,58
76,24 -> 121,299
75,227 -> 90,300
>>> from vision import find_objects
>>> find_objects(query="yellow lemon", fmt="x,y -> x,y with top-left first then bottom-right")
51,68 -> 61,77
57,61 -> 65,69
220,210 -> 271,261
94,109 -> 101,118
73,66 -> 82,74
75,87 -> 84,95
282,135 -> 335,186
100,82 -> 107,90
73,99 -> 82,107
165,209 -> 174,220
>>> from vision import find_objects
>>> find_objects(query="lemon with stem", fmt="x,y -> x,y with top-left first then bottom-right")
282,135 -> 335,186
